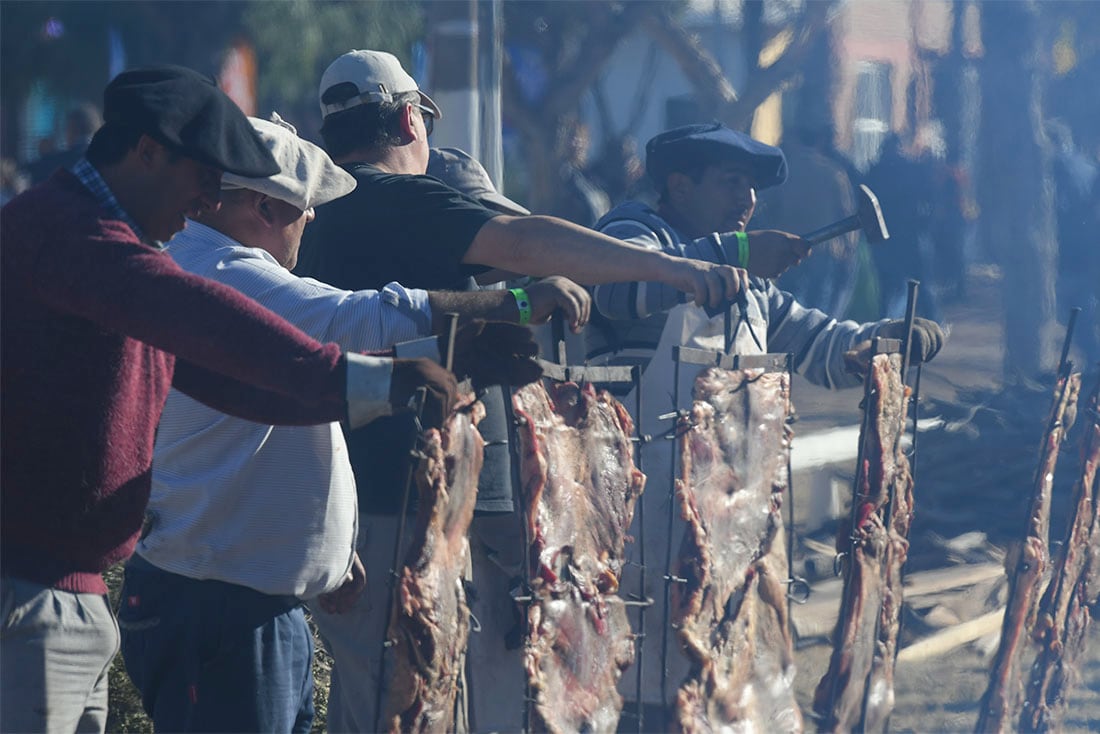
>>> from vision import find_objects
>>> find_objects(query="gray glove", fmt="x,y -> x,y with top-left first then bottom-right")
878,318 -> 946,364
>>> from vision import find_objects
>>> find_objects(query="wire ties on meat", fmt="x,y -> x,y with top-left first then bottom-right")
623,596 -> 655,608
784,576 -> 812,604
382,636 -> 398,649
833,552 -> 847,577
483,439 -> 508,447
664,574 -> 688,584
468,611 -> 483,633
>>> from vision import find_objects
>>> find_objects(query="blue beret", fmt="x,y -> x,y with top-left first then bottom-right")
102,65 -> 278,178
645,122 -> 788,190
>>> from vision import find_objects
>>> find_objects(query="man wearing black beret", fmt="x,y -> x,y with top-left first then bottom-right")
586,122 -> 947,722
0,65 -> 467,733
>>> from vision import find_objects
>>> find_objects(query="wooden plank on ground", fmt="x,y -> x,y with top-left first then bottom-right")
896,608 -> 1005,663
792,563 -> 1004,639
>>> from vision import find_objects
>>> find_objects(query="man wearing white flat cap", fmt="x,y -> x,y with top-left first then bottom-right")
116,115 -> 547,733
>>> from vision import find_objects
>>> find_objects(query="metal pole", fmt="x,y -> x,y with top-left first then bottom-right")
659,353 -> 684,727
632,364 -> 647,734
428,0 -> 479,155
373,386 -> 428,733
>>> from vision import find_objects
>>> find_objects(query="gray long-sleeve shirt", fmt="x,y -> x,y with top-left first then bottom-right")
587,200 -> 885,390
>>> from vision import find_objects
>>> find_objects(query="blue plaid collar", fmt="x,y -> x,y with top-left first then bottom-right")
71,158 -> 156,248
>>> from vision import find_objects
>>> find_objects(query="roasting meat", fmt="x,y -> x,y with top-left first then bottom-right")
525,590 -> 636,733
814,352 -> 911,733
976,373 -> 1081,733
383,402 -> 485,733
513,381 -> 644,732
1020,380 -> 1097,733
514,381 -> 644,595
672,367 -> 801,733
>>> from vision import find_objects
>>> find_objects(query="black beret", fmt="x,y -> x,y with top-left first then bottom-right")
646,122 -> 788,190
102,65 -> 279,178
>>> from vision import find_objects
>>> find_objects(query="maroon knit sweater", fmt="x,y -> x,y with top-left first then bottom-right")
1,171 -> 351,594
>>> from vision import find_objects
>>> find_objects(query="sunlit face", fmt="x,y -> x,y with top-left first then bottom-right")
134,142 -> 222,243
265,198 -> 315,269
670,160 -> 757,238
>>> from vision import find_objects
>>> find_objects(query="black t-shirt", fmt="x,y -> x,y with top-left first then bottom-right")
297,163 -> 514,516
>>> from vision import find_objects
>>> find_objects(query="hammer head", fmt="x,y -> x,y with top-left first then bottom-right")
857,184 -> 889,243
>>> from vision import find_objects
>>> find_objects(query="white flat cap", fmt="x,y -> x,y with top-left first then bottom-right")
221,113 -> 356,211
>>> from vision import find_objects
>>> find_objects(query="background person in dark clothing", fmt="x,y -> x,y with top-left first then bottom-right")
864,133 -> 941,320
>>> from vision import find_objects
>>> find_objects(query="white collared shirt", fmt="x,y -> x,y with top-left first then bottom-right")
137,221 -> 431,599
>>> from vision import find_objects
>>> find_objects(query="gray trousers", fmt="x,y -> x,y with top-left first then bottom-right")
1,576 -> 119,734
465,513 -> 527,734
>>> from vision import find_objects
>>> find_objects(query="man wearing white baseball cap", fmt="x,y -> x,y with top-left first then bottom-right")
115,114 -> 552,733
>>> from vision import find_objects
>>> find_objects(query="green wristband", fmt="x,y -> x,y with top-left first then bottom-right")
509,287 -> 532,325
734,231 -> 750,269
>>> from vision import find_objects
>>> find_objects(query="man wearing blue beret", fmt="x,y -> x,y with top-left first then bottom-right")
586,122 -> 946,719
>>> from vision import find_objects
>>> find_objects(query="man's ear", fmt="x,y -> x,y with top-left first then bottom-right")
255,194 -> 276,225
397,103 -> 417,143
134,134 -> 163,167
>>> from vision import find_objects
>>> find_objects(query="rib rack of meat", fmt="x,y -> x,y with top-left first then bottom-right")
1020,379 -> 1097,733
382,402 -> 486,734
813,350 -> 912,733
672,366 -> 801,733
975,371 -> 1082,734
513,380 -> 645,733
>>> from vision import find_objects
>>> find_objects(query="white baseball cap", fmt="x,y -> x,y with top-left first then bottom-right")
221,113 -> 356,211
319,50 -> 442,120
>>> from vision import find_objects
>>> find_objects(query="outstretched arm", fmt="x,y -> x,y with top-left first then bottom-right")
464,214 -> 747,311
592,218 -> 806,321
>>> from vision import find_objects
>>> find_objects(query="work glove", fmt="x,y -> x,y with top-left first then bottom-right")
877,318 -> 946,364
389,357 -> 459,431
448,320 -> 543,392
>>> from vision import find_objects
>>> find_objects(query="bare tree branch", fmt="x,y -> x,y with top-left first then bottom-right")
642,1 -> 833,129
540,2 -> 660,119
729,1 -> 833,128
641,11 -> 739,114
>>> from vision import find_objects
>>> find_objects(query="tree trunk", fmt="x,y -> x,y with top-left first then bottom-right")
978,0 -> 1057,380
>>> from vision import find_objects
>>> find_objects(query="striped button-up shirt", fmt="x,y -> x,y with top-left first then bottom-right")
138,220 -> 431,599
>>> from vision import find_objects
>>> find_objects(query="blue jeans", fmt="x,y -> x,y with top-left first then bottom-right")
117,556 -> 314,733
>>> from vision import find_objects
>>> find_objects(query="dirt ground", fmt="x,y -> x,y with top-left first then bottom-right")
786,267 -> 1100,733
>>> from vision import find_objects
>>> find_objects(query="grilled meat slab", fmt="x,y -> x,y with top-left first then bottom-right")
814,353 -> 911,733
673,367 -> 801,733
384,403 -> 485,733
513,381 -> 644,732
